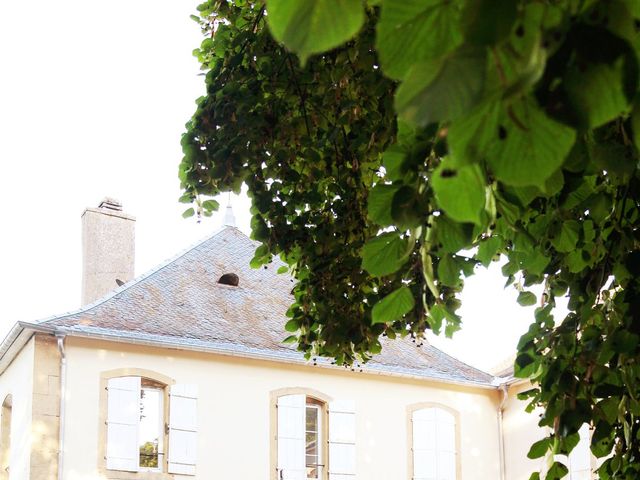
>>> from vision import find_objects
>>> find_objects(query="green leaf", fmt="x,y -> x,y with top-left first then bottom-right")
202,199 -> 220,211
551,221 -> 580,253
249,244 -> 270,269
178,192 -> 194,204
565,58 -> 635,129
437,255 -> 461,287
391,186 -> 423,229
566,249 -> 589,273
277,265 -> 289,274
448,97 -> 576,188
477,237 -> 503,267
561,176 -> 597,210
428,303 -> 460,335
283,334 -> 298,343
368,183 -> 400,226
182,207 -> 195,218
597,397 -> 619,425
461,0 -> 517,46
284,319 -> 300,332
609,331 -> 639,354
517,291 -> 537,306
514,352 -> 539,378
517,250 -> 550,276
361,233 -> 410,277
592,421 -> 615,458
545,461 -> 568,480
376,0 -> 463,79
527,437 -> 551,459
372,286 -> 415,324
434,215 -> 475,253
563,26 -> 638,129
432,160 -> 486,225
395,47 -> 487,127
266,0 -> 365,64
382,147 -> 407,181
631,102 -> 640,151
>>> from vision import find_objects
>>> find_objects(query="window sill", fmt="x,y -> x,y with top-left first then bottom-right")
100,468 -> 175,480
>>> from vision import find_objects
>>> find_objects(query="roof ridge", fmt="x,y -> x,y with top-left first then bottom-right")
37,225 -> 245,325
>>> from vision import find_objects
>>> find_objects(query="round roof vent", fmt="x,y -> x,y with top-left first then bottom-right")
218,273 -> 239,287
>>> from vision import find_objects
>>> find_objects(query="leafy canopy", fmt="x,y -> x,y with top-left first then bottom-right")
181,1 -> 640,478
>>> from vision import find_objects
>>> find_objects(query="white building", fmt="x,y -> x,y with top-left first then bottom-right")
0,200 -> 593,479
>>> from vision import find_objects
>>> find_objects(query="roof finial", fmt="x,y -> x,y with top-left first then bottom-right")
223,192 -> 236,227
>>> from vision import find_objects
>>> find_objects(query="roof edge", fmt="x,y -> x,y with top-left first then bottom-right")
53,326 -> 498,390
0,321 -> 50,375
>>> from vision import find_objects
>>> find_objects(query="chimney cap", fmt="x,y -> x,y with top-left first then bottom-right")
98,197 -> 123,211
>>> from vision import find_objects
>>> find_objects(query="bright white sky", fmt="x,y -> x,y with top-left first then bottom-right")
0,0 -> 559,372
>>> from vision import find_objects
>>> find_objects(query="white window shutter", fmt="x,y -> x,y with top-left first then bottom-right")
106,376 -> 140,472
329,400 -> 356,480
412,407 -> 456,480
568,424 -> 591,480
277,394 -> 306,480
412,408 -> 436,480
168,384 -> 198,475
436,409 -> 456,480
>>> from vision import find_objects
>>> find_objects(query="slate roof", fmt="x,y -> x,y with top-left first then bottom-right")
40,227 -> 495,387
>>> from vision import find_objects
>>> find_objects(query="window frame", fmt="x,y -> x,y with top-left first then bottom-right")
305,401 -> 323,480
139,381 -> 165,472
270,387 -> 332,480
407,402 -> 462,480
557,423 -> 595,480
0,394 -> 12,480
98,368 -> 175,480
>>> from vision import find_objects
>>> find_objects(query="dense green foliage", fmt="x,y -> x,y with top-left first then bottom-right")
180,1 -> 640,478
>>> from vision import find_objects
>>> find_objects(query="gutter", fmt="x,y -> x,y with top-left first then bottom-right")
43,325 -> 498,390
56,334 -> 67,480
0,321 -> 55,376
0,321 -> 497,403
497,383 -> 509,480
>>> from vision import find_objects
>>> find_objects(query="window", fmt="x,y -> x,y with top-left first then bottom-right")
410,405 -> 458,480
564,424 -> 592,480
0,395 -> 11,480
306,401 -> 322,479
139,380 -> 164,470
274,391 -> 356,480
103,372 -> 197,477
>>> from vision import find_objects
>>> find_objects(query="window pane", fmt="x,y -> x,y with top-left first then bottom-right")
139,387 -> 162,469
305,406 -> 319,479
306,433 -> 317,455
413,408 -> 456,480
306,406 -> 318,432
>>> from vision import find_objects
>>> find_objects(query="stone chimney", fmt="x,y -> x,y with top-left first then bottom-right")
81,197 -> 135,305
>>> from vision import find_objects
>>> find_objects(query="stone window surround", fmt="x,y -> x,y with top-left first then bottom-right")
406,402 -> 462,480
98,368 -> 175,480
0,394 -> 11,480
269,387 -> 333,480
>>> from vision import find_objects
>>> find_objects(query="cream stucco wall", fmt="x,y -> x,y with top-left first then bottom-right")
503,381 -> 546,480
61,337 -> 502,480
0,337 -> 35,480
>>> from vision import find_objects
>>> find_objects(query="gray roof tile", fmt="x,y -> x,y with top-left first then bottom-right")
42,227 -> 494,386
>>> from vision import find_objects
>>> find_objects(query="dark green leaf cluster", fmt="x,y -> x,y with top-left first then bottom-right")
182,0 -> 640,477
181,2 -> 406,365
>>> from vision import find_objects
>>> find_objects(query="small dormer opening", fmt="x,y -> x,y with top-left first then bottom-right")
218,273 -> 239,287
